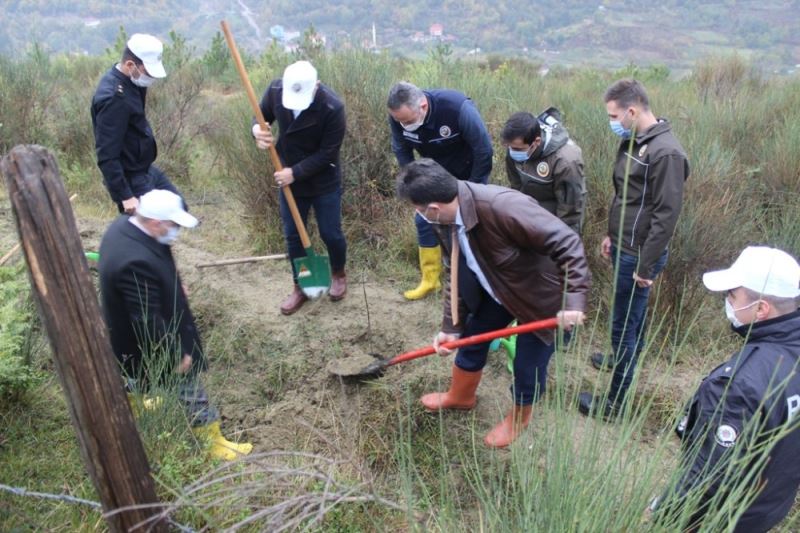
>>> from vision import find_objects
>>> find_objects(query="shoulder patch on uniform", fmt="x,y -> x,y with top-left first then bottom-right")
638,144 -> 648,157
715,424 -> 738,448
116,84 -> 124,94
536,161 -> 550,177
439,125 -> 451,137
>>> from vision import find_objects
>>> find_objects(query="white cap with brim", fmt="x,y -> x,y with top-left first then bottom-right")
282,60 -> 317,111
136,190 -> 197,228
702,246 -> 800,298
127,33 -> 167,78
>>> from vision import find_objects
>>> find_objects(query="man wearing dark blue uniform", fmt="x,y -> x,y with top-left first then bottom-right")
91,33 -> 182,214
653,246 -> 800,532
387,82 -> 493,301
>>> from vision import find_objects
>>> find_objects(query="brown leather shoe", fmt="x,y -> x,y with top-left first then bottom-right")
280,285 -> 308,315
329,271 -> 347,301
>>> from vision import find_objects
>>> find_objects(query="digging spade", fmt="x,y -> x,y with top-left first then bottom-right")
221,21 -> 331,298
331,317 -> 559,379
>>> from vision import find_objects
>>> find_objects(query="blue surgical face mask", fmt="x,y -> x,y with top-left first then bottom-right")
609,110 -> 632,139
131,65 -> 156,88
508,147 -> 530,162
157,225 -> 180,245
609,120 -> 631,139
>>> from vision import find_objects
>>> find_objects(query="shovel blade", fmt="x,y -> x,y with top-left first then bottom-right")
293,249 -> 331,298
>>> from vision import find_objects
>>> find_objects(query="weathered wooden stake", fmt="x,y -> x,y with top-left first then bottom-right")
1,145 -> 164,532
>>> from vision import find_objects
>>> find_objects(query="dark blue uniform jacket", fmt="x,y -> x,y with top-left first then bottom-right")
669,310 -> 800,532
389,89 -> 493,183
91,66 -> 159,203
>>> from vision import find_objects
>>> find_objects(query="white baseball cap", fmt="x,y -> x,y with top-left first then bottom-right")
703,246 -> 800,298
127,33 -> 167,78
282,61 -> 317,111
137,190 -> 197,228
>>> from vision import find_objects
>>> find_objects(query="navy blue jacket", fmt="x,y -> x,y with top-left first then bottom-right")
258,80 -> 346,198
666,310 -> 800,532
98,216 -> 205,382
390,89 -> 493,183
91,66 -> 158,203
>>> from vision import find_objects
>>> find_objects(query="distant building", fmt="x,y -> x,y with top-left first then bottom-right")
430,23 -> 443,37
83,18 -> 100,28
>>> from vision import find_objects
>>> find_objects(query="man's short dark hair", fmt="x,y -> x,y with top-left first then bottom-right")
396,158 -> 459,205
387,81 -> 425,111
121,47 -> 143,66
604,79 -> 650,110
502,112 -> 541,145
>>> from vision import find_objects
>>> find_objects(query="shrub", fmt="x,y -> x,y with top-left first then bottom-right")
0,265 -> 40,401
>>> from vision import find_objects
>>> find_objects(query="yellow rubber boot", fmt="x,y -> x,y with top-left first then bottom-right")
193,421 -> 253,461
404,246 -> 442,300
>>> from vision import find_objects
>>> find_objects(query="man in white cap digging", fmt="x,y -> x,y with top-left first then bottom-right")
91,33 -> 185,215
251,60 -> 348,314
652,246 -> 800,531
98,190 -> 252,461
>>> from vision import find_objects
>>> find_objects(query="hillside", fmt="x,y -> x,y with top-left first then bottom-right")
2,0 -> 800,74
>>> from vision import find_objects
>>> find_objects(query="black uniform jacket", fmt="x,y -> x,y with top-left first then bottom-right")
669,310 -> 800,532
91,66 -> 158,203
98,216 -> 204,380
257,80 -> 346,198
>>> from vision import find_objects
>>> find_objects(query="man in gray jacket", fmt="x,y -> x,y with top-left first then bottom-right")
579,79 -> 689,418
502,108 -> 586,234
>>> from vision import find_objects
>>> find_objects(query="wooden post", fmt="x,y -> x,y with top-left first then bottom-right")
1,145 -> 164,532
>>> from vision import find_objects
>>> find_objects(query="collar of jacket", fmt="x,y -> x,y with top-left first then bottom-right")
110,64 -> 142,92
455,181 -> 480,232
734,309 -> 800,343
122,215 -> 171,258
634,117 -> 672,144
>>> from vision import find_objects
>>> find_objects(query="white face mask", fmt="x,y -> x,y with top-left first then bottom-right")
400,107 -> 425,132
157,226 -> 180,245
131,66 -> 156,88
725,298 -> 759,328
416,207 -> 441,225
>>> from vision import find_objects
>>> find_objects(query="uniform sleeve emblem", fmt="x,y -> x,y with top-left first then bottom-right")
715,424 -> 738,448
439,125 -> 451,137
536,162 -> 550,177
639,144 -> 648,157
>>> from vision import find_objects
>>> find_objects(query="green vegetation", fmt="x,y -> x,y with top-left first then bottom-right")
0,265 -> 40,401
1,28 -> 799,531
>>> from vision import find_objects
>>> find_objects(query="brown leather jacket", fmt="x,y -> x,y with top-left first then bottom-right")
435,181 -> 591,344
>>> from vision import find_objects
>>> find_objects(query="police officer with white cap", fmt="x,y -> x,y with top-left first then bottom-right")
91,33 -> 184,214
653,246 -> 800,532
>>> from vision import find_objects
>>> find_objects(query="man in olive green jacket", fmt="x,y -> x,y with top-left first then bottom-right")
502,108 -> 586,234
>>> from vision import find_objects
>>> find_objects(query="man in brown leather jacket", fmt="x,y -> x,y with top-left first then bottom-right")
396,158 -> 591,448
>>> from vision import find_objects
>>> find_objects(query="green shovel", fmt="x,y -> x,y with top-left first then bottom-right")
222,21 -> 331,298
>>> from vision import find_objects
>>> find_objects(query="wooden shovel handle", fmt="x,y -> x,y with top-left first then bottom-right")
195,253 -> 288,269
387,317 -> 560,367
220,20 -> 312,250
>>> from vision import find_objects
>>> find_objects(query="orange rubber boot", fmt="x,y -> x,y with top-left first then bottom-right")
484,404 -> 533,448
420,366 -> 482,411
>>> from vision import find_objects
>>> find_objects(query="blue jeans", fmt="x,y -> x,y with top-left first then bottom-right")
415,211 -> 438,248
608,246 -> 668,404
279,188 -> 347,280
455,292 -> 565,406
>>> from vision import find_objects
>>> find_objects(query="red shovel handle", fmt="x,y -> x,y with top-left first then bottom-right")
387,317 -> 560,367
